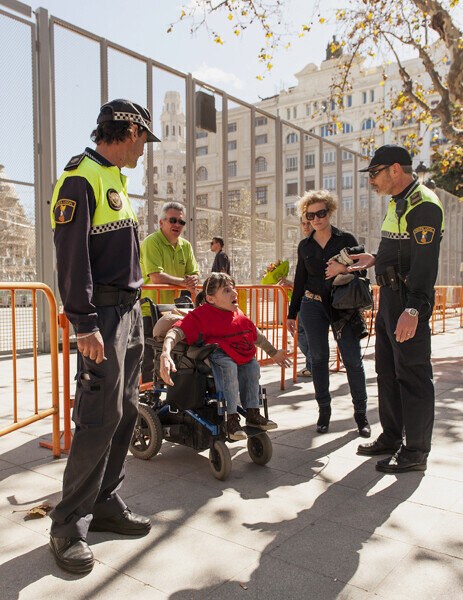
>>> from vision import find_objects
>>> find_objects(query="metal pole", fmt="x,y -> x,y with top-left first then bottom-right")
185,74 -> 195,249
222,92 -> 229,251
317,139 -> 323,189
353,155 -> 359,240
250,106 -> 256,283
146,60 -> 154,235
336,146 -> 342,228
275,117 -> 283,260
100,38 -> 108,105
36,7 -> 55,352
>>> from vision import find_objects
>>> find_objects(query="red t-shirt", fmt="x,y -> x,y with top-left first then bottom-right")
175,304 -> 257,365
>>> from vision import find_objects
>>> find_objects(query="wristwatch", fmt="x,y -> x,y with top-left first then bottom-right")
405,308 -> 419,317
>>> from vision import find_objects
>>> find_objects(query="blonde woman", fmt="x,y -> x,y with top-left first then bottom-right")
287,190 -> 370,437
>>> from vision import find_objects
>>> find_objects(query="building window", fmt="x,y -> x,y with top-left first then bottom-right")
228,122 -> 237,132
256,186 -> 268,205
255,116 -> 267,126
361,119 -> 376,130
196,131 -> 208,138
167,165 -> 173,174
196,194 -> 208,207
286,203 -> 296,217
228,189 -> 241,209
342,172 -> 353,189
228,140 -> 237,150
286,181 -> 298,196
322,175 -> 336,190
196,166 -> 208,181
286,132 -> 298,144
153,166 -> 158,175
360,174 -> 369,188
321,100 -> 328,112
167,182 -> 174,194
323,150 -> 335,164
313,101 -> 318,112
256,156 -> 267,172
321,122 -> 353,137
342,150 -> 353,161
178,126 -> 182,136
305,153 -> 315,169
305,179 -> 315,191
360,195 -> 368,209
347,94 -> 352,107
286,108 -> 291,119
331,100 -> 336,111
362,92 -> 367,104
370,89 -> 375,102
228,161 -> 237,177
165,125 -> 169,136
172,126 -> 175,136
306,103 -> 311,116
293,106 -> 297,118
196,146 -> 208,156
342,197 -> 353,211
286,156 -> 298,172
183,165 -> 186,174
153,183 -> 158,195
255,134 -> 268,145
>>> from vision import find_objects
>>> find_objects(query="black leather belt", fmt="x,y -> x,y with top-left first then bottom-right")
92,284 -> 141,307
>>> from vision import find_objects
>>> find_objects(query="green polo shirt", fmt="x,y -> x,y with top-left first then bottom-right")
140,229 -> 200,316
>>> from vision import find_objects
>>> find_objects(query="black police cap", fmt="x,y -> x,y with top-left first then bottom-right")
359,144 -> 413,172
97,99 -> 161,142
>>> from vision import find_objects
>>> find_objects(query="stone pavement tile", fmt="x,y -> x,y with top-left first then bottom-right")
0,520 -> 166,600
269,426 -> 359,454
424,453 -> 463,482
374,548 -> 463,600
450,496 -> 463,515
233,441 -> 322,474
322,489 -> 446,544
91,519 -> 259,597
205,555 -> 370,600
20,456 -> 68,481
116,456 -> 178,500
0,430 -> 52,466
269,518 -> 412,592
289,455 -> 380,490
368,472 -> 463,511
127,442 -> 213,477
414,511 -> 463,559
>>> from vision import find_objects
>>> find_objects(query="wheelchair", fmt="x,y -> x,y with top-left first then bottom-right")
129,298 -> 273,480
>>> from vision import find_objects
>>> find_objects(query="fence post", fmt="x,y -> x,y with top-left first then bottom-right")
36,7 -> 55,352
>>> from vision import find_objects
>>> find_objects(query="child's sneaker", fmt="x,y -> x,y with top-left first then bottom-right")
227,413 -> 247,441
246,408 -> 278,431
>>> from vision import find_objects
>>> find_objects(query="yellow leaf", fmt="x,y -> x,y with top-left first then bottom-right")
256,76 -> 262,80
319,18 -> 325,24
380,81 -> 385,86
228,14 -> 233,20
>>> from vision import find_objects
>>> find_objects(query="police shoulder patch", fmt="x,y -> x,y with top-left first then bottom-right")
54,198 -> 77,224
409,190 -> 422,205
106,189 -> 122,211
413,226 -> 435,244
64,153 -> 85,171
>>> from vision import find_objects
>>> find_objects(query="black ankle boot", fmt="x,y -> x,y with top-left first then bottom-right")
354,412 -> 371,438
317,406 -> 331,434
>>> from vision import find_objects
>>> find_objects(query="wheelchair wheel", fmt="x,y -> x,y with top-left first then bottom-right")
130,403 -> 163,460
209,440 -> 232,481
247,432 -> 272,465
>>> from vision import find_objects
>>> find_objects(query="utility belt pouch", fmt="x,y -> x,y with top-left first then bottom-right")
386,266 -> 399,291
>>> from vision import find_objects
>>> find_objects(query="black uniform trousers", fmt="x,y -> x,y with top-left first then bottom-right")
141,315 -> 155,384
50,302 -> 143,538
375,285 -> 434,458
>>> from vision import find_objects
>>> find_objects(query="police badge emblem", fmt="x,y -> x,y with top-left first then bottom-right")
54,198 -> 77,224
107,188 -> 122,210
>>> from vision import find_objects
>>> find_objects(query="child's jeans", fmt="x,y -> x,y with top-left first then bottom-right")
209,349 -> 260,414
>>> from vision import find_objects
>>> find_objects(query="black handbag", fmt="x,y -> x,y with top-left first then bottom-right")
331,274 -> 373,311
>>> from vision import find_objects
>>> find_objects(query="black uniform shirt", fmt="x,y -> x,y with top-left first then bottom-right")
212,249 -> 231,274
288,226 -> 361,319
53,148 -> 143,333
375,181 -> 443,313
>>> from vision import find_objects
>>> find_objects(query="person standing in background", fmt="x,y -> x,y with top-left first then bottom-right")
210,236 -> 231,274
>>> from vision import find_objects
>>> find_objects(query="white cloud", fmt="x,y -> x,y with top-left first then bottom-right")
192,63 -> 244,91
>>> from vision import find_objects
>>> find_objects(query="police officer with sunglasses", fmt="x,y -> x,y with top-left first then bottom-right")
350,145 -> 444,473
140,201 -> 200,381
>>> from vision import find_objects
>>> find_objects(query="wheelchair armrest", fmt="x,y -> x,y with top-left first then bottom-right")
186,343 -> 219,362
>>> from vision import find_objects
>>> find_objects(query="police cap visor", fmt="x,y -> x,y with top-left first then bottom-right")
359,144 -> 412,172
97,99 -> 161,142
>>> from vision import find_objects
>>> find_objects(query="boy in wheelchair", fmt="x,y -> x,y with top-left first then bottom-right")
159,273 -> 291,440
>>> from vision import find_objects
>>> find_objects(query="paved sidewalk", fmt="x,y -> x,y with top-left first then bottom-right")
0,321 -> 462,599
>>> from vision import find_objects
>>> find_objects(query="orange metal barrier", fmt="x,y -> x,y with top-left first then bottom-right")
0,282 -> 60,458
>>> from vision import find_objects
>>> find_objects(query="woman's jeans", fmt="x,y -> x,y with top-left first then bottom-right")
209,349 -> 260,415
299,296 -> 367,412
297,318 -> 312,372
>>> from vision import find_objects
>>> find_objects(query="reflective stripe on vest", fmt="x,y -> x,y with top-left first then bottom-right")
50,154 -> 138,230
380,183 -> 444,238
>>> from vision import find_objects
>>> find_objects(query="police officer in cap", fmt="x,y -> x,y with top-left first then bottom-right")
349,145 -> 444,473
49,99 -> 160,573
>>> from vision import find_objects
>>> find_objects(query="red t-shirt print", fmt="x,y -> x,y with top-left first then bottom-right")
175,304 -> 257,365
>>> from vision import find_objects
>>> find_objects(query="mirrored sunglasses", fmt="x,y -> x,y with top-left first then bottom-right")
306,209 -> 328,221
168,217 -> 186,226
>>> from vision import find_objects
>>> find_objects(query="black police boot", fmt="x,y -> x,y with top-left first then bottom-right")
49,536 -> 94,574
376,450 -> 427,473
89,508 -> 151,536
354,412 -> 371,438
316,406 -> 331,434
357,437 -> 401,456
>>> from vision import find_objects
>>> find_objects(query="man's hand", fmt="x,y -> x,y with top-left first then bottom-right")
159,352 -> 177,386
278,277 -> 293,288
395,311 -> 418,343
347,253 -> 376,271
77,331 -> 106,364
184,274 -> 199,294
287,318 -> 297,334
271,349 -> 292,367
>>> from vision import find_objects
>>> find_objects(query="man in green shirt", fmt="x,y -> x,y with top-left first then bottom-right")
140,201 -> 199,381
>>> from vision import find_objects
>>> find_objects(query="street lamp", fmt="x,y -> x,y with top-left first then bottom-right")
415,161 -> 428,185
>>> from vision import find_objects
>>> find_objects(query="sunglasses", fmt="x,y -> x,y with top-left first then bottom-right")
368,165 -> 390,179
168,217 -> 186,226
306,209 -> 328,221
